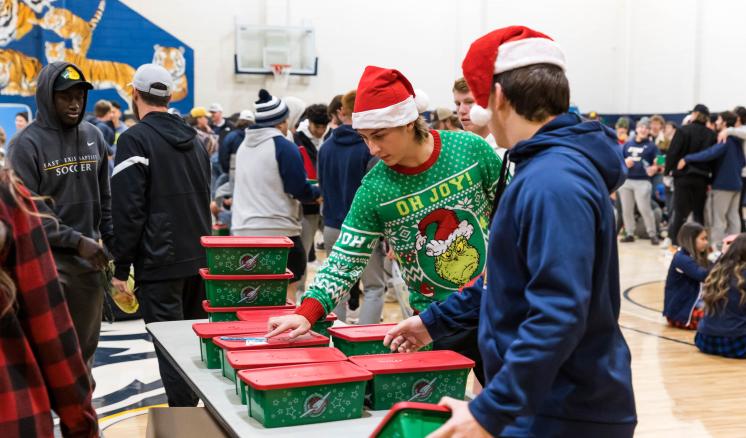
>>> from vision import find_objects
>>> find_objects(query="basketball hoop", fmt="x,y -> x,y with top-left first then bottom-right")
271,63 -> 292,91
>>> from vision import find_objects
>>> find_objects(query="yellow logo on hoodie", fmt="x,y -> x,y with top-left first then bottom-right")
62,66 -> 80,80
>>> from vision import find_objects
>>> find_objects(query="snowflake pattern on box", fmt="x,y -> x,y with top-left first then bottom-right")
367,369 -> 469,410
205,278 -> 288,307
303,130 -> 505,315
206,247 -> 289,275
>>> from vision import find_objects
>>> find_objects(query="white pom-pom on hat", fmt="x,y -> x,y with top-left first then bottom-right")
469,104 -> 491,127
414,88 -> 429,113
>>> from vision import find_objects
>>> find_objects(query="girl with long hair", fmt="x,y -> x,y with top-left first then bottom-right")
663,222 -> 710,329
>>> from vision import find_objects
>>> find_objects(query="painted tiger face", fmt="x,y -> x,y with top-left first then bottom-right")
44,40 -> 65,62
152,44 -> 185,79
0,0 -> 19,46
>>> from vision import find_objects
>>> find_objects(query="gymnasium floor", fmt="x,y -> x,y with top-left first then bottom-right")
92,241 -> 746,437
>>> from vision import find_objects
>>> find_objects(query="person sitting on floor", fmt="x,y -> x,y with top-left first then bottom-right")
696,233 -> 746,359
663,222 -> 710,329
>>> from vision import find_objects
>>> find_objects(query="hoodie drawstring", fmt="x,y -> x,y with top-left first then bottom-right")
490,149 -> 511,222
75,126 -> 81,179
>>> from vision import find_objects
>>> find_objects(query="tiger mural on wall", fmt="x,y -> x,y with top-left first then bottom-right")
38,0 -> 105,56
152,44 -> 187,102
0,0 -> 37,46
45,41 -> 134,104
0,48 -> 41,96
21,0 -> 53,14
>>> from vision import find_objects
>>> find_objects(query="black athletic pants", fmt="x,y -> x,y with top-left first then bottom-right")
669,176 -> 708,245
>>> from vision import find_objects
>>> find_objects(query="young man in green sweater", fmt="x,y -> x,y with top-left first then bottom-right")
267,66 -> 505,381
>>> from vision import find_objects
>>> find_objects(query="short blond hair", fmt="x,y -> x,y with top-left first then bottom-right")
453,77 -> 469,94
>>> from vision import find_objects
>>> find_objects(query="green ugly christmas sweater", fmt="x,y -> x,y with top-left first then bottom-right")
300,130 -> 505,320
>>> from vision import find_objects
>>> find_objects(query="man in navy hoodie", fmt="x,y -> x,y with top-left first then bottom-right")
680,111 -> 745,248
385,26 -> 636,437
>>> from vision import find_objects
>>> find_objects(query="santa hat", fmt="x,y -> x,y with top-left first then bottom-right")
416,209 -> 474,257
462,26 -> 566,126
352,66 -> 426,129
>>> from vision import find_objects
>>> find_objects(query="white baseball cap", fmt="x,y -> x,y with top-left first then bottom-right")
238,109 -> 255,122
209,103 -> 224,113
131,63 -> 173,97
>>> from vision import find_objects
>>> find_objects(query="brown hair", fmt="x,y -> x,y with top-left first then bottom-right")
493,64 -> 569,122
94,99 -> 112,117
341,90 -> 356,118
453,77 -> 469,94
677,222 -> 709,268
328,94 -> 343,119
136,84 -> 171,107
692,112 -> 709,124
650,114 -> 665,126
412,117 -> 429,144
702,233 -> 746,315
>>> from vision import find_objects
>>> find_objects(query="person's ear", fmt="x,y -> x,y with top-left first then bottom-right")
491,82 -> 506,112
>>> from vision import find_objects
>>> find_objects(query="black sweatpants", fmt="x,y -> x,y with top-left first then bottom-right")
136,275 -> 207,407
433,326 -> 485,386
669,176 -> 708,245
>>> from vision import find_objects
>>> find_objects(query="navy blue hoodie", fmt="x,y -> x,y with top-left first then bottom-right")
317,124 -> 372,229
684,135 -> 745,191
663,249 -> 708,324
420,113 -> 636,436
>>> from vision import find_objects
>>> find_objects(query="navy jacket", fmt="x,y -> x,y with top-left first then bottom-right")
622,137 -> 658,180
663,249 -> 709,324
317,124 -> 372,229
698,275 -> 746,337
684,136 -> 745,191
218,128 -> 245,175
420,113 -> 636,436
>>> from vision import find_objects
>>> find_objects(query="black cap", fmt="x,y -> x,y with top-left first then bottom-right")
53,65 -> 93,91
692,103 -> 709,116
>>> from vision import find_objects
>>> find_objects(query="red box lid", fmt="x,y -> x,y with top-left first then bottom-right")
212,330 -> 328,351
238,361 -> 372,390
348,350 -> 474,374
226,347 -> 347,370
370,402 -> 450,438
236,308 -> 338,323
200,235 -> 293,248
201,300 -> 295,313
327,323 -> 396,342
199,268 -> 294,281
192,321 -> 269,339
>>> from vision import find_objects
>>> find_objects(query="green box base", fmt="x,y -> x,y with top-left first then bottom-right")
206,247 -> 290,275
199,339 -> 223,369
366,369 -> 469,410
248,381 -> 366,427
311,321 -> 333,338
205,277 -> 289,307
375,408 -> 450,438
332,337 -> 432,356
208,311 -> 239,322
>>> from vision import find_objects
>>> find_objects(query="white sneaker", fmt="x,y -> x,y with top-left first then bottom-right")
346,305 -> 360,325
661,237 -> 671,249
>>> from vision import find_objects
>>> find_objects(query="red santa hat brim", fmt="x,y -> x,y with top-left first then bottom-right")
352,95 -> 419,129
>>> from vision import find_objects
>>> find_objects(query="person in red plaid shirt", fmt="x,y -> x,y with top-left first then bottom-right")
0,169 -> 98,437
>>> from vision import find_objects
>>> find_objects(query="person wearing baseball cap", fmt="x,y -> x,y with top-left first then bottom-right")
266,66 -> 507,386
207,102 -> 234,146
7,62 -> 112,384
664,103 -> 717,246
110,63 -> 211,407
386,26 -> 636,437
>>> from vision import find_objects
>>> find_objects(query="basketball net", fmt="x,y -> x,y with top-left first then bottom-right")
271,64 -> 292,91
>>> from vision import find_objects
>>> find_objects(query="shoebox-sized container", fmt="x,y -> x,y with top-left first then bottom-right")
200,268 -> 293,307
237,307 -> 338,338
228,347 -> 347,404
201,236 -> 293,275
202,300 -> 295,322
328,324 -> 432,356
192,321 -> 273,369
212,331 -> 329,383
238,361 -> 373,428
348,350 -> 473,410
370,402 -> 451,438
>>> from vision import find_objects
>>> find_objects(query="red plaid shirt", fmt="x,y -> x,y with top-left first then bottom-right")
0,182 -> 98,437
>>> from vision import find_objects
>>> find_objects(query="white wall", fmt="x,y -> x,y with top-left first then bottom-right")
122,0 -> 746,115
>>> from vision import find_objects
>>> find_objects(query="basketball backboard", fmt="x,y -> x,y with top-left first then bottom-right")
234,23 -> 318,76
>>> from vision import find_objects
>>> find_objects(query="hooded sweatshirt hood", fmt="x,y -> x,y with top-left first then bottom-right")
243,126 -> 285,148
140,111 -> 197,151
35,62 -> 89,131
330,124 -> 363,146
510,113 -> 627,193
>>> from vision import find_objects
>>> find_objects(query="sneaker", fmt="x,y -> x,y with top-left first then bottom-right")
346,305 -> 360,325
650,237 -> 660,245
620,235 -> 635,243
661,237 -> 672,249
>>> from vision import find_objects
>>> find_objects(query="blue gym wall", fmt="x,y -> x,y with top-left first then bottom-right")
0,0 -> 194,119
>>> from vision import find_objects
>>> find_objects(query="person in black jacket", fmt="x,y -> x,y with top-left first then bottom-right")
664,104 -> 717,245
110,64 -> 211,407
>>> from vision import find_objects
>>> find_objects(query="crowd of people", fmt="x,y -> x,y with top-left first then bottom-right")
1,23 -> 745,438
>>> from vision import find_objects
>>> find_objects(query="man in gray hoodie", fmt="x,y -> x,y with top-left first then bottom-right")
7,62 -> 112,374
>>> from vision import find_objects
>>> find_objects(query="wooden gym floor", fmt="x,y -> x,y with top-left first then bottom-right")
100,240 -> 746,437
